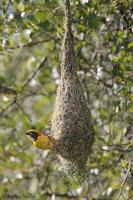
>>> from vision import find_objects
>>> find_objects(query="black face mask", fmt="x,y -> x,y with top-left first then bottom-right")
26,131 -> 38,141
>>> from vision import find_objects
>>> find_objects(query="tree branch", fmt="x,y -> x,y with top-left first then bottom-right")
1,37 -> 54,50
0,98 -> 16,116
23,57 -> 47,88
116,160 -> 132,200
0,57 -> 47,117
0,86 -> 17,95
100,144 -> 133,153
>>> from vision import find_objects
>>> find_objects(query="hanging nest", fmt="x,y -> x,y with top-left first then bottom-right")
51,0 -> 95,176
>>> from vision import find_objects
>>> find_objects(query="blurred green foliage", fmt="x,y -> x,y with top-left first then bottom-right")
0,0 -> 133,199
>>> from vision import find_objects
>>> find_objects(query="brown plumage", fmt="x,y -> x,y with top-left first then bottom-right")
51,0 -> 95,175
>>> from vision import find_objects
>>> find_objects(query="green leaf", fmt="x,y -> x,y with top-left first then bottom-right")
35,10 -> 46,22
17,2 -> 25,12
127,78 -> 133,86
128,102 -> 133,112
121,159 -> 128,168
128,42 -> 133,48
86,14 -> 99,28
112,56 -> 120,63
39,20 -> 51,30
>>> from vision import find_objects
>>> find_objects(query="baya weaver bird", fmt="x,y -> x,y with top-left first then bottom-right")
26,130 -> 53,150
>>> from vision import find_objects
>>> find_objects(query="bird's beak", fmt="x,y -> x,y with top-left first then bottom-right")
25,131 -> 32,136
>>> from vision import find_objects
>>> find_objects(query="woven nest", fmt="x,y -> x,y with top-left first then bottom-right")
51,0 -> 94,176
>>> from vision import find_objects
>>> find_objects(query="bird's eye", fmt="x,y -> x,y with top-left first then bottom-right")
31,132 -> 38,140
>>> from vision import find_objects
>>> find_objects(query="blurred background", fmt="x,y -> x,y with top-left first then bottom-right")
0,0 -> 133,199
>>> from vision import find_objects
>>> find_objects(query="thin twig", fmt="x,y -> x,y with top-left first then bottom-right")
0,57 -> 47,117
1,37 -> 54,50
0,98 -> 16,116
0,86 -> 17,95
23,57 -> 47,88
17,103 -> 32,124
100,144 -> 132,153
98,26 -> 133,36
116,160 -> 132,200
